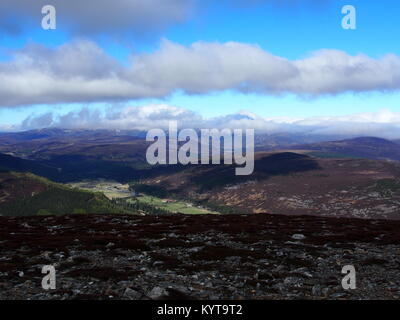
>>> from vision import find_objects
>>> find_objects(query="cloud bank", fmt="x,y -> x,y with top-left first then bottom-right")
11,105 -> 400,140
1,39 -> 400,107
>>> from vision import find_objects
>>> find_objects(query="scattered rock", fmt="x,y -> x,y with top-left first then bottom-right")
123,288 -> 141,300
312,285 -> 322,296
1,214 -> 399,300
330,292 -> 347,299
291,234 -> 306,240
148,287 -> 169,299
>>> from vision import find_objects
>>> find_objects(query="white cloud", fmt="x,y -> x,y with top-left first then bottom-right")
15,105 -> 400,139
20,104 -> 202,131
1,40 -> 400,107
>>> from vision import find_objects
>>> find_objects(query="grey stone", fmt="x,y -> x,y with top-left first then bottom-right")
330,292 -> 347,299
312,285 -> 322,296
123,288 -> 141,300
148,287 -> 168,299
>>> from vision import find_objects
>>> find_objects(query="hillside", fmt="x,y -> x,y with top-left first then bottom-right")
0,129 -> 152,183
0,171 -> 131,216
0,143 -> 184,184
0,150 -> 169,184
0,152 -> 60,180
138,152 -> 400,220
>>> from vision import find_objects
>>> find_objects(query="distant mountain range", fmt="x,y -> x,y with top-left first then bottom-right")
294,137 -> 400,161
1,128 -> 400,182
1,128 -> 399,158
0,128 -> 147,142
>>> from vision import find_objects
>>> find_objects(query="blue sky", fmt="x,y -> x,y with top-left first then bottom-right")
0,0 -> 399,130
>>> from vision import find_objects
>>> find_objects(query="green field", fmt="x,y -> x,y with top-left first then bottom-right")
68,180 -> 220,215
68,181 -> 131,199
129,195 -> 219,215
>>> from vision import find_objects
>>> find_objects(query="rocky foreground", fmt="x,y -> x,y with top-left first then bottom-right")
1,213 -> 400,300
